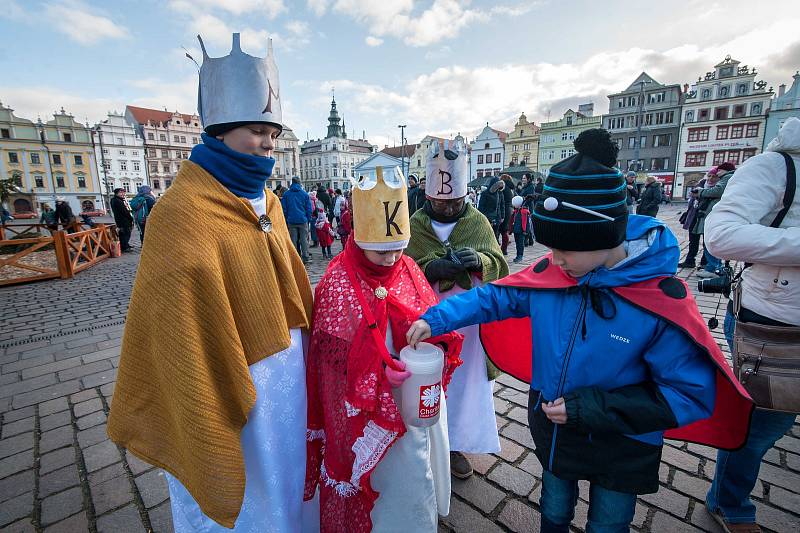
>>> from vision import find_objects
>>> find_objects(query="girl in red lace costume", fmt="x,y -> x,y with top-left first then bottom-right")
304,237 -> 463,533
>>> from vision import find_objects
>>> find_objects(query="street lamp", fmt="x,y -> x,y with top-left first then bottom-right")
397,124 -> 407,178
87,122 -> 112,212
35,117 -> 58,208
633,79 -> 651,172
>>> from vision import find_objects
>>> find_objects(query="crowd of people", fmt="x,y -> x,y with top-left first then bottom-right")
103,32 -> 798,533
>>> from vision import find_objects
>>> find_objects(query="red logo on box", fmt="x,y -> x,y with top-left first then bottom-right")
418,383 -> 441,419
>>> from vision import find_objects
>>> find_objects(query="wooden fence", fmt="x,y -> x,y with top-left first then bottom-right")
0,223 -> 116,286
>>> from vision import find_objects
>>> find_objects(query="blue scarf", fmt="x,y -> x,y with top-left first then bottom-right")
189,133 -> 276,199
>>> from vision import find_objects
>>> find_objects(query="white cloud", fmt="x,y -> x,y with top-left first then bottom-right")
307,0 -> 538,47
365,36 -> 383,47
306,0 -> 330,16
311,19 -> 800,143
43,0 -> 130,45
169,0 -> 285,17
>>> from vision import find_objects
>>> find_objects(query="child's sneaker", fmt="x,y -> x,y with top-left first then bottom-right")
450,451 -> 473,479
513,256 -> 524,263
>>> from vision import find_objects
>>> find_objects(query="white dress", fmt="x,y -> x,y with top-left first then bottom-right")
369,325 -> 451,532
165,196 -> 320,532
430,221 -> 501,454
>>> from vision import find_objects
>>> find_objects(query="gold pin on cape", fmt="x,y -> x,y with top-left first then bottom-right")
375,286 -> 388,299
258,215 -> 272,233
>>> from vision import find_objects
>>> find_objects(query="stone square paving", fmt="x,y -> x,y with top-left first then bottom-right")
1,206 -> 798,532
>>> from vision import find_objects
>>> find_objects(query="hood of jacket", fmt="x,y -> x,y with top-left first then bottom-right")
578,215 -> 679,288
766,116 -> 800,155
289,182 -> 304,193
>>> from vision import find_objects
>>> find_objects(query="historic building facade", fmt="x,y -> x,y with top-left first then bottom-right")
675,56 -> 773,196
603,73 -> 683,196
469,124 -> 507,181
0,103 -> 102,216
537,104 -> 602,176
299,96 -> 374,191
270,126 -> 300,191
125,106 -> 203,197
504,112 -> 540,172
93,111 -> 148,197
764,71 -> 800,148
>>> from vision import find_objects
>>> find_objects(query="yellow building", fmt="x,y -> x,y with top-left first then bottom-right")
0,103 -> 103,216
504,112 -> 541,172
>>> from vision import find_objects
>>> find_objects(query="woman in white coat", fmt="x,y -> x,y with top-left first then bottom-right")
703,116 -> 800,532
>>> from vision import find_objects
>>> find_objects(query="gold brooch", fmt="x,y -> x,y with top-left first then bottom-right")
375,286 -> 388,299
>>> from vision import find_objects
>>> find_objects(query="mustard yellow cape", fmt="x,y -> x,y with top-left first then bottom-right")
108,161 -> 312,528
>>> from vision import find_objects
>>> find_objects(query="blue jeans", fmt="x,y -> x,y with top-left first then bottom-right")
540,470 -> 636,533
703,249 -> 721,273
706,309 -> 797,523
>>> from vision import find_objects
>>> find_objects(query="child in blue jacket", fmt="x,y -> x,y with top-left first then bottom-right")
407,130 -> 749,533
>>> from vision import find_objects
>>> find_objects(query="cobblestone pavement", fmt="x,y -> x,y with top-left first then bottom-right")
1,207 -> 798,532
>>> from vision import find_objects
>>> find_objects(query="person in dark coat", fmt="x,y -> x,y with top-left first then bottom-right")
498,174 -> 515,255
407,175 -> 424,215
110,188 -> 134,252
54,197 -> 76,233
477,176 -> 505,241
316,184 -> 332,219
625,171 -> 639,214
636,176 -> 662,217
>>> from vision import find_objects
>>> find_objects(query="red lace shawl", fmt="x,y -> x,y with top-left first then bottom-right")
305,239 -> 463,533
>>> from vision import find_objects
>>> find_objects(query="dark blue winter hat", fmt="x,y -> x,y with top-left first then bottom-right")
532,128 -> 628,251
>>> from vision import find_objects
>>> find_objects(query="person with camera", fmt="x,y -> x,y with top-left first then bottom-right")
703,117 -> 800,533
687,162 -> 737,279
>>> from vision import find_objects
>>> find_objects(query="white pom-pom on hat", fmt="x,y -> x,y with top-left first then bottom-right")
512,195 -> 524,208
543,196 -> 559,211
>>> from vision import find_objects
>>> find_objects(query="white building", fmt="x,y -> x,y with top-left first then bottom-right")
93,111 -> 148,196
675,56 -> 773,196
299,96 -> 374,191
354,152 -> 402,177
270,126 -> 300,191
469,124 -> 507,181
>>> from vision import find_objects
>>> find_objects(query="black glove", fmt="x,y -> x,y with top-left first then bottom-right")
425,259 -> 466,283
454,247 -> 482,272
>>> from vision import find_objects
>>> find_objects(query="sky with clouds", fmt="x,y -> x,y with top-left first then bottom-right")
1,0 -> 799,150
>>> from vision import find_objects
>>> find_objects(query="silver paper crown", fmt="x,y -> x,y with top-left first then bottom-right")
425,136 -> 468,199
196,33 -> 282,132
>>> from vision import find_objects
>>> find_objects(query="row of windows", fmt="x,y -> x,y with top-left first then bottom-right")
613,133 -> 673,151
10,173 -> 88,189
146,132 -> 199,144
686,102 -> 763,122
151,179 -> 172,190
684,148 -> 758,167
102,148 -> 140,157
607,111 -> 676,130
146,148 -> 190,159
7,151 -> 84,166
620,158 -> 670,171
687,123 -> 759,142
477,153 -> 502,164
699,83 -> 751,100
475,168 -> 502,178
102,160 -> 141,172
615,92 -> 669,108
509,143 -> 533,151
301,168 -> 357,180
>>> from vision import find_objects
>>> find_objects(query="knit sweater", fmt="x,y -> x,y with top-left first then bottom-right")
107,160 -> 313,528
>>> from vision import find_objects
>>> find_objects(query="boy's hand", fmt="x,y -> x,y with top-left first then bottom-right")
406,320 -> 432,348
542,398 -> 567,424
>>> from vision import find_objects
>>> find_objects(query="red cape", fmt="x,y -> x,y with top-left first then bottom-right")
480,254 -> 753,450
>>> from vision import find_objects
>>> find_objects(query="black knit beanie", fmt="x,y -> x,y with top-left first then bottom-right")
532,128 -> 628,251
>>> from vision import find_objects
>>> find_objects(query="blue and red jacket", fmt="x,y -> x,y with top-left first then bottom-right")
422,215 -> 752,493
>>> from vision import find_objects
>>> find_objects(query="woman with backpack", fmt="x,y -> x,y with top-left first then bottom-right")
129,185 -> 156,244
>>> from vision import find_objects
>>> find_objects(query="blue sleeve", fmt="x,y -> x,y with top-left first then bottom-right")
422,284 -> 531,336
643,322 -> 716,427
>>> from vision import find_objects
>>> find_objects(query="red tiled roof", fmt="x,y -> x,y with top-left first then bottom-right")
489,128 -> 508,142
126,105 -> 199,128
380,144 -> 420,158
